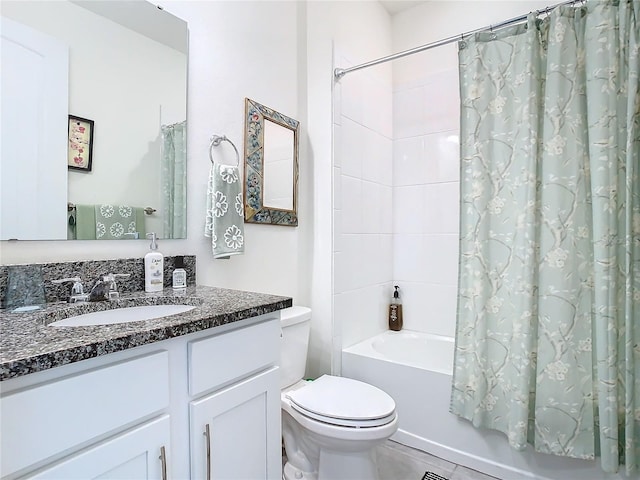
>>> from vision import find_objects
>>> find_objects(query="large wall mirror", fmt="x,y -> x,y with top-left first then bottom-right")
244,98 -> 299,227
0,0 -> 188,241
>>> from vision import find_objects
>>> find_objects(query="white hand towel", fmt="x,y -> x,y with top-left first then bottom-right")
204,163 -> 245,258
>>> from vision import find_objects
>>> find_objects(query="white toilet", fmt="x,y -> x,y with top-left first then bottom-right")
280,306 -> 398,480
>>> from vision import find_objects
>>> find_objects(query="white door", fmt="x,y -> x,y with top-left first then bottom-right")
0,17 -> 68,240
190,367 -> 281,480
22,415 -> 171,480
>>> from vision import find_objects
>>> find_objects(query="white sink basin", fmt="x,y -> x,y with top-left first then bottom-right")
50,304 -> 196,327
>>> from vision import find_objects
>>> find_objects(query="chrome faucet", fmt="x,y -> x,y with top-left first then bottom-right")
52,277 -> 89,303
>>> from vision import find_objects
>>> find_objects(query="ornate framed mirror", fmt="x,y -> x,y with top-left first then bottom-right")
243,98 -> 299,227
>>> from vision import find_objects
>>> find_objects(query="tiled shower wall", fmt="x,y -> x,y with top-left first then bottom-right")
392,57 -> 461,338
333,45 -> 461,351
333,54 -> 394,361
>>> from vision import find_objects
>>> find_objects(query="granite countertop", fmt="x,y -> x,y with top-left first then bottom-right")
0,285 -> 292,381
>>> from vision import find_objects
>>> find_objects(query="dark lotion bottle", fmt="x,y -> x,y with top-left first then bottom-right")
389,285 -> 403,331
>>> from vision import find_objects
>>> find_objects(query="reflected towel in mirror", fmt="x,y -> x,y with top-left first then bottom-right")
204,164 -> 245,258
95,204 -> 146,240
72,204 -> 97,240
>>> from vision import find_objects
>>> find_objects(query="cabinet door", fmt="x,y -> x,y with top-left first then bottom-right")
190,367 -> 281,480
22,416 -> 170,480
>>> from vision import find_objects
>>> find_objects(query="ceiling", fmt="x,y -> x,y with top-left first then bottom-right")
379,0 -> 427,15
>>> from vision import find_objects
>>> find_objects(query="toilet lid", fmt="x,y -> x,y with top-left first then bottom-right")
286,375 -> 396,428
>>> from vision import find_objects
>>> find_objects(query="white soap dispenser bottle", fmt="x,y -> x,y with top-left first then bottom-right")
144,232 -> 164,293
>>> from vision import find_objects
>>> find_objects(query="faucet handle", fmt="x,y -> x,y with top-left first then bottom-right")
103,273 -> 130,283
52,277 -> 84,294
52,277 -> 88,302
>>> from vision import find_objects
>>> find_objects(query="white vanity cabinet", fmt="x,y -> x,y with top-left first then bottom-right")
188,320 -> 281,479
24,416 -> 171,480
0,313 -> 282,480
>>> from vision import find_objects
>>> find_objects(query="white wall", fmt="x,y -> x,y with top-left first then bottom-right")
1,1 -> 312,310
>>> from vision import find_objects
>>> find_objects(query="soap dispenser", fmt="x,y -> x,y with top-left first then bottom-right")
388,285 -> 403,331
144,233 -> 164,293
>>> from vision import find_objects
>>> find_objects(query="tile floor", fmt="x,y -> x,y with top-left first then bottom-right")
283,440 -> 500,480
377,440 -> 500,480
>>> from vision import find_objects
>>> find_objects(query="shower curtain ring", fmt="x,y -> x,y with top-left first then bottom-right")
489,24 -> 496,40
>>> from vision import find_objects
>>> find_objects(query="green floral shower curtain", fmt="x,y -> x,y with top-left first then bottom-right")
161,121 -> 187,239
450,1 -> 639,474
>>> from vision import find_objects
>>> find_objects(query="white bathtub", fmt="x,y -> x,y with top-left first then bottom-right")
342,330 -> 624,480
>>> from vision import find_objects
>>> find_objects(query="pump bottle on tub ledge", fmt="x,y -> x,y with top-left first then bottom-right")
388,285 -> 403,331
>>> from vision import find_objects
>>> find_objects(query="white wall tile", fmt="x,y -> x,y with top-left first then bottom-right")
423,182 -> 460,234
341,72 -> 364,124
393,233 -> 426,283
379,137 -> 394,187
393,136 -> 427,186
379,185 -> 393,234
360,234 -> 380,286
365,77 -> 393,139
393,185 -> 425,234
398,281 -> 458,337
424,131 -> 460,184
341,175 -> 362,234
341,233 -> 365,291
338,283 -> 392,349
361,75 -> 380,131
359,284 -> 391,339
361,181 -> 379,234
378,234 -> 394,284
335,290 -> 361,346
341,118 -> 363,178
422,234 -> 459,285
393,86 -> 426,139
363,131 -> 393,186
339,288 -> 373,347
362,128 -> 381,184
423,69 -> 460,133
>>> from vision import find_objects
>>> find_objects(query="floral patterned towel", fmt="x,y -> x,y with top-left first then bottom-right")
95,204 -> 145,240
204,164 -> 244,258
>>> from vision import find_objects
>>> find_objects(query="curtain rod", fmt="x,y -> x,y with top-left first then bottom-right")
333,0 -> 585,80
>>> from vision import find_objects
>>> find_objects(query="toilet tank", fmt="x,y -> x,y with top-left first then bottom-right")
280,306 -> 312,389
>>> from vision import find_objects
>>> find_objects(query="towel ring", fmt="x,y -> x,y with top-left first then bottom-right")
209,134 -> 240,167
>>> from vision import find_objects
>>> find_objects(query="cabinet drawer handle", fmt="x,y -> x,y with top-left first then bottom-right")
159,445 -> 168,480
204,423 -> 211,480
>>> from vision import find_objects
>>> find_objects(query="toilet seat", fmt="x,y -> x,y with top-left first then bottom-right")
285,375 -> 396,428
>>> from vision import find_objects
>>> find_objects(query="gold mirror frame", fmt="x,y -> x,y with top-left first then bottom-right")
243,98 -> 299,226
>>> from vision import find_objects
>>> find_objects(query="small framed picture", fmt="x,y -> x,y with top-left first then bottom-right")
67,115 -> 94,172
